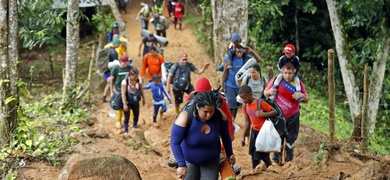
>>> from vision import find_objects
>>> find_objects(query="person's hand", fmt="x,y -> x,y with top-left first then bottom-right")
231,135 -> 235,142
255,109 -> 265,117
269,88 -> 277,95
204,63 -> 210,69
292,92 -> 304,101
123,104 -> 129,112
136,17 -> 139,22
142,99 -> 146,106
138,52 -> 141,57
176,167 -> 187,180
228,155 -> 236,165
167,88 -> 171,94
241,137 -> 246,146
246,46 -> 253,53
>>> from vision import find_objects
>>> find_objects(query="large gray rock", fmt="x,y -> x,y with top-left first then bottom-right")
350,160 -> 386,180
59,153 -> 142,180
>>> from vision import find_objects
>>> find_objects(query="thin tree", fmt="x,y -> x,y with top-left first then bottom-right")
0,0 -> 19,145
63,0 -> 80,102
211,0 -> 248,66
326,0 -> 390,133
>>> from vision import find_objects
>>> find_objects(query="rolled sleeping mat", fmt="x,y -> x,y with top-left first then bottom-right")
235,69 -> 250,86
141,28 -> 169,47
161,63 -> 168,85
108,60 -> 120,70
234,58 -> 257,82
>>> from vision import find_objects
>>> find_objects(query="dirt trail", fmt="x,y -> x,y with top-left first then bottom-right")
19,1 -> 364,179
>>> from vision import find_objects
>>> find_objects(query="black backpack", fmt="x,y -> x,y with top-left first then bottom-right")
244,98 -> 288,135
171,62 -> 190,91
179,87 -> 224,132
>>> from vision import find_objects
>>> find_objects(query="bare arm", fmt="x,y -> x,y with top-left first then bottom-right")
246,46 -> 262,63
241,113 -> 251,146
138,41 -> 143,57
193,63 -> 210,75
166,73 -> 173,94
121,82 -> 128,112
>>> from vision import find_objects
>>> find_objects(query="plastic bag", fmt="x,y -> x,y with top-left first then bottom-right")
255,119 -> 282,152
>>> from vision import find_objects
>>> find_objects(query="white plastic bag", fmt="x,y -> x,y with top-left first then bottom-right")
255,119 -> 282,152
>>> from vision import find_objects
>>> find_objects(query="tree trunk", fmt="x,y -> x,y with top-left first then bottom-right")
325,0 -> 362,121
107,0 -> 126,39
211,0 -> 248,66
0,0 -> 19,145
367,37 -> 390,133
63,0 -> 80,101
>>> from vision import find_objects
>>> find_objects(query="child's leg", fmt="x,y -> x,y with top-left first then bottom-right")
271,73 -> 283,99
153,104 -> 159,123
294,74 -> 303,102
294,75 -> 301,92
274,72 -> 283,88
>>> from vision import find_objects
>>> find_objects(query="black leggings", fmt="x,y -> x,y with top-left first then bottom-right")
249,129 -> 271,169
124,103 -> 140,131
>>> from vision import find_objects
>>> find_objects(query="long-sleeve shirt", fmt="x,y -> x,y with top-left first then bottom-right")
142,82 -> 171,102
170,109 -> 233,167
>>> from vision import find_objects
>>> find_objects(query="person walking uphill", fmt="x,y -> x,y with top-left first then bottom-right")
166,53 -> 210,114
110,55 -> 134,130
221,44 -> 263,121
170,91 -> 235,180
141,46 -> 164,82
121,68 -> 146,137
239,85 -> 277,169
142,75 -> 171,127
151,13 -> 169,38
263,62 -> 309,163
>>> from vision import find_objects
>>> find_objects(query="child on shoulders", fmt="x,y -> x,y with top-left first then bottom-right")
272,44 -> 302,102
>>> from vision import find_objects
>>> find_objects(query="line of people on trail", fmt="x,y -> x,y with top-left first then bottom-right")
136,0 -> 185,35
100,13 -> 310,178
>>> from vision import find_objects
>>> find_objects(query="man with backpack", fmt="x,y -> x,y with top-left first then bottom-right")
221,44 -> 262,122
150,13 -> 169,38
136,4 -> 154,30
166,53 -> 210,114
138,33 -> 159,58
263,62 -> 309,164
141,46 -> 164,83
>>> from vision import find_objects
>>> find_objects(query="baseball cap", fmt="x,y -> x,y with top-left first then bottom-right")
283,44 -> 295,53
112,24 -> 118,28
112,38 -> 121,45
120,55 -> 129,65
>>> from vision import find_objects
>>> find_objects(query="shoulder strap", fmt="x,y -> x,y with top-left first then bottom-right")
244,99 -> 262,112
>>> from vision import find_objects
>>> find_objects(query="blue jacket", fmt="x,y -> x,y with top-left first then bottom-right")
142,82 -> 171,102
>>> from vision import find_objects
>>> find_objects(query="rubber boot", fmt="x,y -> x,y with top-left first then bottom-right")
175,106 -> 180,115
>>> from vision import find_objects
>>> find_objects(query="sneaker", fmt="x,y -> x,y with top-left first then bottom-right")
102,96 -> 107,102
124,132 -> 129,138
116,122 -> 122,128
232,164 -> 242,175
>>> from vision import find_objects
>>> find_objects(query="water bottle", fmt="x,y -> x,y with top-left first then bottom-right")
109,107 -> 116,117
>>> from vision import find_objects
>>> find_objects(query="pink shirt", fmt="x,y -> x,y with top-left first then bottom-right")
266,77 -> 307,118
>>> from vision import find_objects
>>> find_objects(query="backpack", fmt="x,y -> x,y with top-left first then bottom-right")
179,91 -> 224,135
244,98 -> 288,135
171,62 -> 190,91
95,48 -> 111,74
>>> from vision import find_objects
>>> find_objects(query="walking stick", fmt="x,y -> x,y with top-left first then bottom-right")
280,137 -> 286,165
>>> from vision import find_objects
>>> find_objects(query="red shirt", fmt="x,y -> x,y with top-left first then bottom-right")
174,3 -> 184,19
242,99 -> 272,131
